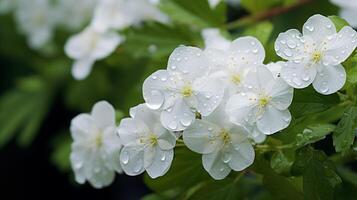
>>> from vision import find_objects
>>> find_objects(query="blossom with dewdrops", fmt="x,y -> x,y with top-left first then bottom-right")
91,0 -> 168,32
226,66 -> 293,135
70,101 -> 122,189
14,0 -> 58,49
65,26 -> 122,80
275,14 -> 357,95
202,28 -> 266,95
331,0 -> 357,27
118,104 -> 176,178
143,46 -> 224,131
183,100 -> 254,180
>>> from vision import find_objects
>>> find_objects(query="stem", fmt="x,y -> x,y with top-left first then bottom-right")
255,143 -> 295,152
226,0 -> 313,30
176,143 -> 186,147
177,139 -> 184,143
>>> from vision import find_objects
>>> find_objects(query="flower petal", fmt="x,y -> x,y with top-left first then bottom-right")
71,58 -> 95,80
201,28 -> 230,51
312,64 -> 346,95
225,92 -> 257,126
120,146 -> 145,176
202,151 -> 231,180
183,120 -> 220,154
146,148 -> 174,178
257,106 -> 291,135
230,36 -> 265,65
160,98 -> 195,131
303,14 -> 336,43
266,78 -> 294,110
117,118 -> 149,145
91,101 -> 116,130
88,166 -> 115,189
70,113 -> 96,141
167,46 -> 209,79
228,142 -> 255,171
275,29 -> 306,60
92,31 -> 122,60
280,61 -> 317,89
102,126 -> 122,173
157,131 -> 176,150
340,8 -> 357,27
324,26 -> 357,65
192,76 -> 224,116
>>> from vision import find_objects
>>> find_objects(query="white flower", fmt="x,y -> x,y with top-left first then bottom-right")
65,26 -> 122,80
143,46 -> 224,131
183,101 -> 254,180
55,0 -> 97,31
0,0 -> 17,14
266,61 -> 284,78
226,66 -> 294,135
275,14 -> 357,95
70,101 -> 122,189
117,104 -> 176,178
14,0 -> 57,49
91,0 -> 168,32
202,28 -> 266,95
331,0 -> 357,27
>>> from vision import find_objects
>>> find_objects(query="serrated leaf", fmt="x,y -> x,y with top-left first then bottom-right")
332,106 -> 357,153
292,147 -> 342,200
295,123 -> 335,147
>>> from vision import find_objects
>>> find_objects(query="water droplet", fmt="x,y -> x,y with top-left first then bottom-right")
287,40 -> 296,48
280,40 -> 286,45
302,75 -> 310,81
161,153 -> 166,161
74,162 -> 83,169
326,24 -> 332,29
168,121 -> 178,130
152,75 -> 157,80
252,49 -> 258,54
133,160 -> 143,173
306,25 -> 314,32
219,168 -> 225,172
321,86 -> 329,93
293,78 -> 302,86
180,113 -> 192,127
284,49 -> 293,57
121,151 -> 130,165
222,153 -> 232,163
147,90 -> 163,110
171,65 -> 177,70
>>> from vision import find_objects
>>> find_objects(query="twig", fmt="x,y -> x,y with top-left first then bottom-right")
226,0 -> 313,30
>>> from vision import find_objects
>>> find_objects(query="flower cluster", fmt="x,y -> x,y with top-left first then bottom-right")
69,14 -> 357,188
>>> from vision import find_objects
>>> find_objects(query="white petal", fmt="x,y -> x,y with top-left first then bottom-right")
257,106 -> 291,135
117,118 -> 149,145
202,151 -> 231,180
192,76 -> 224,116
266,78 -> 294,110
71,58 -> 94,80
65,29 -> 91,59
324,26 -> 357,65
312,64 -> 346,95
208,0 -> 221,8
91,101 -> 116,130
280,61 -> 317,89
201,28 -> 230,51
243,65 -> 274,92
275,29 -> 306,60
157,131 -> 176,150
183,120 -> 220,154
102,126 -> 122,173
142,70 -> 175,110
228,142 -> 255,171
160,98 -> 195,131
146,148 -> 174,178
340,8 -> 357,27
167,46 -> 209,79
266,61 -> 284,78
88,166 -> 115,189
92,31 -> 122,60
120,146 -> 145,176
70,114 -> 96,141
225,92 -> 257,125
230,36 -> 265,65
303,14 -> 337,43
129,104 -> 161,129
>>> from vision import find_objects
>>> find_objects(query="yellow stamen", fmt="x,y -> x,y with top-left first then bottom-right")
231,74 -> 241,85
312,52 -> 322,63
219,129 -> 231,144
182,85 -> 193,97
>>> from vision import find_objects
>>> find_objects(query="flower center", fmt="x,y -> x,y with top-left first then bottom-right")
181,85 -> 193,97
219,129 -> 231,144
258,96 -> 271,107
95,133 -> 103,148
231,74 -> 241,85
312,51 -> 322,63
139,134 -> 158,146
149,134 -> 158,145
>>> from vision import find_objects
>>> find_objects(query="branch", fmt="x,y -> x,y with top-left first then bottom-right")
226,0 -> 313,30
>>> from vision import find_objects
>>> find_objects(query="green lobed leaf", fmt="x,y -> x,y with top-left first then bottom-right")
292,147 -> 342,200
332,106 -> 357,153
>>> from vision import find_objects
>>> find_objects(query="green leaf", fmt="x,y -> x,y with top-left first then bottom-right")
347,66 -> 357,84
144,147 -> 210,194
240,0 -> 281,14
328,15 -> 349,31
270,150 -> 294,175
295,123 -> 336,147
242,21 -> 274,45
289,87 -> 340,118
253,155 -> 303,200
332,106 -> 357,153
292,147 -> 342,200
337,167 -> 357,187
159,0 -> 226,28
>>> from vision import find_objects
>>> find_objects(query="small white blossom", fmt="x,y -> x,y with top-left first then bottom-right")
275,14 -> 357,94
266,61 -> 284,78
117,104 -> 176,178
70,101 -> 122,189
183,101 -> 254,180
331,0 -> 357,27
202,28 -> 266,95
226,66 -> 294,135
143,46 -> 224,131
65,26 -> 122,80
14,0 -> 58,49
91,0 -> 168,32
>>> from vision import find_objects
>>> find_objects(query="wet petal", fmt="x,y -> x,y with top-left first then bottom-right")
230,36 -> 265,65
201,28 -> 230,51
280,61 -> 317,89
120,146 -> 146,176
228,142 -> 255,171
202,151 -> 231,180
275,29 -> 306,60
146,148 -> 174,178
226,92 -> 257,126
257,106 -> 291,135
70,113 -> 96,141
160,98 -> 195,131
91,101 -> 116,130
303,14 -> 337,43
71,58 -> 95,80
312,64 -> 346,95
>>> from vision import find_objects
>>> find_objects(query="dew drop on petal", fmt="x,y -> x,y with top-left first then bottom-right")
222,153 -> 232,163
180,113 -> 192,127
287,40 -> 296,49
74,162 -> 83,169
283,49 -> 293,57
133,160 -> 143,173
121,151 -> 130,165
168,121 -> 178,130
147,90 -> 164,110
160,153 -> 166,161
